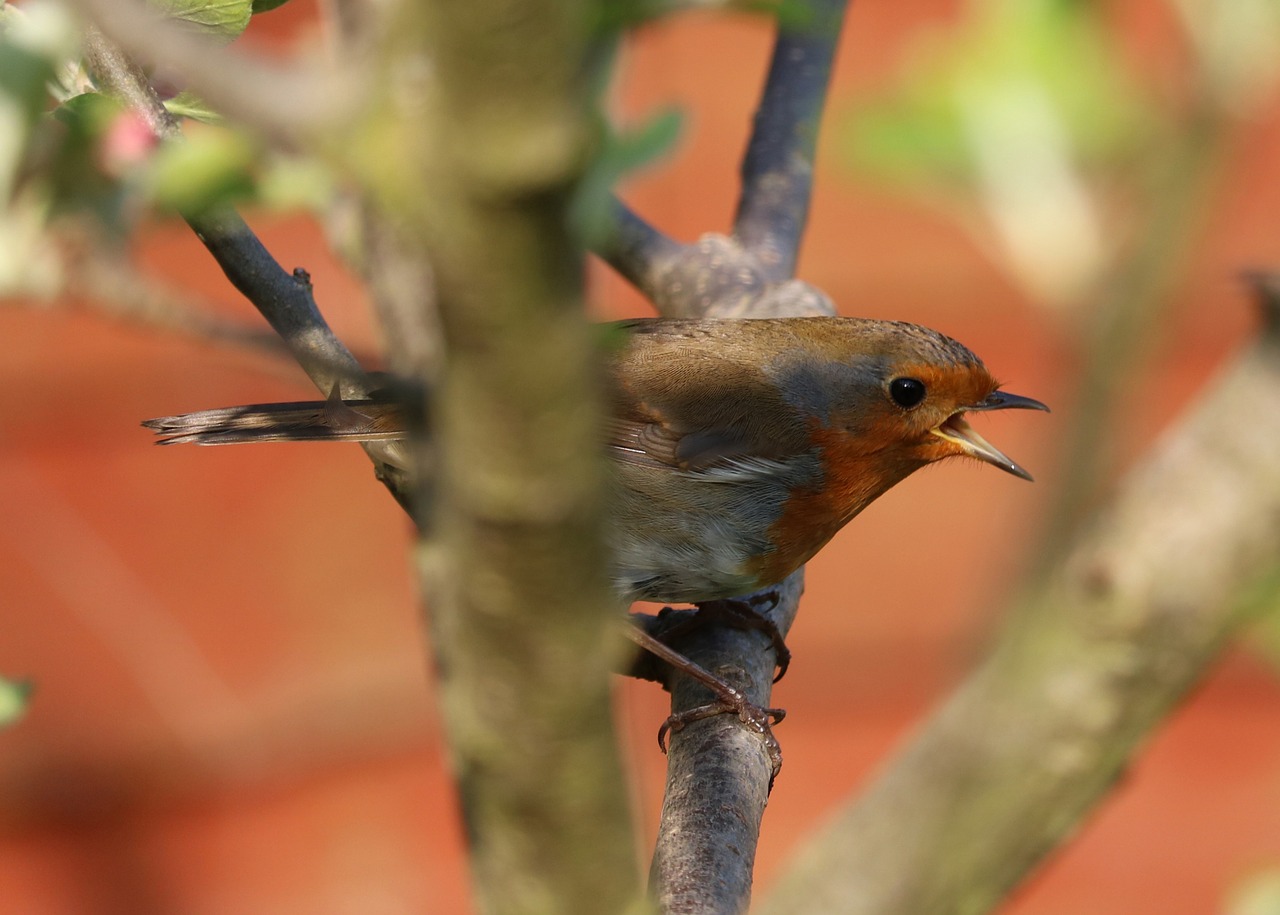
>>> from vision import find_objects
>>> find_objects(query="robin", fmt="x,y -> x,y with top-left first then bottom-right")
145,316 -> 1047,765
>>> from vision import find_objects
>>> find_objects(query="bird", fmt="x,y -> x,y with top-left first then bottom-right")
145,316 -> 1047,768
145,316 -> 1047,605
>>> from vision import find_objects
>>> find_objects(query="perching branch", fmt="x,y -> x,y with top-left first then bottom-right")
594,3 -> 847,911
646,572 -> 803,915
757,281 -> 1280,915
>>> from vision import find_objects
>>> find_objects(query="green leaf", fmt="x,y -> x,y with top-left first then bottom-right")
54,90 -> 124,130
251,0 -> 293,12
148,0 -> 253,41
608,107 -> 683,175
163,90 -> 223,124
256,154 -> 334,210
570,107 -> 684,245
0,39 -> 58,125
145,127 -> 257,213
0,677 -> 32,730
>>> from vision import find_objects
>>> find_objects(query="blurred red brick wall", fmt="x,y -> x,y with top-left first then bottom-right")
1,2 -> 1278,913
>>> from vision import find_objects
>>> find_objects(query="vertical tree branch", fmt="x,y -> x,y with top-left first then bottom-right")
733,0 -> 847,280
649,573 -> 803,915
381,2 -> 644,912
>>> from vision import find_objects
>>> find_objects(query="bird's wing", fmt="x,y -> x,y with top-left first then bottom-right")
605,319 -> 811,477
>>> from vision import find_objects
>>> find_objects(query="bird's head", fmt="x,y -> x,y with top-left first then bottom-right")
837,322 -> 1049,481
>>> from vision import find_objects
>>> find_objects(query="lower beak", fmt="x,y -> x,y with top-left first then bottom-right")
931,410 -> 1039,482
930,388 -> 1048,481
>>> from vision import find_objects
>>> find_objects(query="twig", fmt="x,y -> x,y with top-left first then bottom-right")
81,31 -> 359,388
757,286 -> 1280,915
12,236 -> 287,355
182,210 -> 368,397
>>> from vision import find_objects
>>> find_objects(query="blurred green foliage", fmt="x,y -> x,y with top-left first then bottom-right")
847,0 -> 1148,189
0,0 -> 319,296
150,0 -> 253,42
1229,870 -> 1280,915
0,677 -> 32,730
571,106 -> 683,245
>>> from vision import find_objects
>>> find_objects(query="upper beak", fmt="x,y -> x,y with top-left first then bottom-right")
930,390 -> 1049,482
967,391 -> 1051,414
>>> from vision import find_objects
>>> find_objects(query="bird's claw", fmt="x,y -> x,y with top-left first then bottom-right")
702,593 -> 792,682
658,694 -> 786,786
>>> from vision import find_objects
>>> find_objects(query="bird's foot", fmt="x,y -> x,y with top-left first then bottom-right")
658,694 -> 785,787
626,625 -> 786,788
654,591 -> 791,682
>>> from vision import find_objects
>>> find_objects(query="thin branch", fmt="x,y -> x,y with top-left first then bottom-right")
733,0 -> 847,280
82,28 -> 412,505
182,210 -> 367,396
757,287 -> 1280,915
82,30 -> 361,390
13,235 -> 288,355
595,197 -> 688,306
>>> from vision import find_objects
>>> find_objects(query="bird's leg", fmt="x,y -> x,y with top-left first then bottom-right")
625,626 -> 785,784
651,591 -> 791,682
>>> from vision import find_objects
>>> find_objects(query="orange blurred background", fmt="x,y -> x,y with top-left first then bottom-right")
2,2 -> 1279,913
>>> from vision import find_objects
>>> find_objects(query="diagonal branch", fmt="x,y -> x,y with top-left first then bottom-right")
596,198 -> 689,306
81,29 -> 412,505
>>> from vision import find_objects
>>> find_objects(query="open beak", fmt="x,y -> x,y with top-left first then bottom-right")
930,391 -> 1049,482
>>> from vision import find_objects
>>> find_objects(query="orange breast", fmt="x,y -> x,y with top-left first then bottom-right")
746,421 -> 922,586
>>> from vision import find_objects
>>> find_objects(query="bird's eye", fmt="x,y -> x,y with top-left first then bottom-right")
889,377 -> 927,409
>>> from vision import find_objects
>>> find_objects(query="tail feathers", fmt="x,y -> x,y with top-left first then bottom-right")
143,399 -> 410,446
